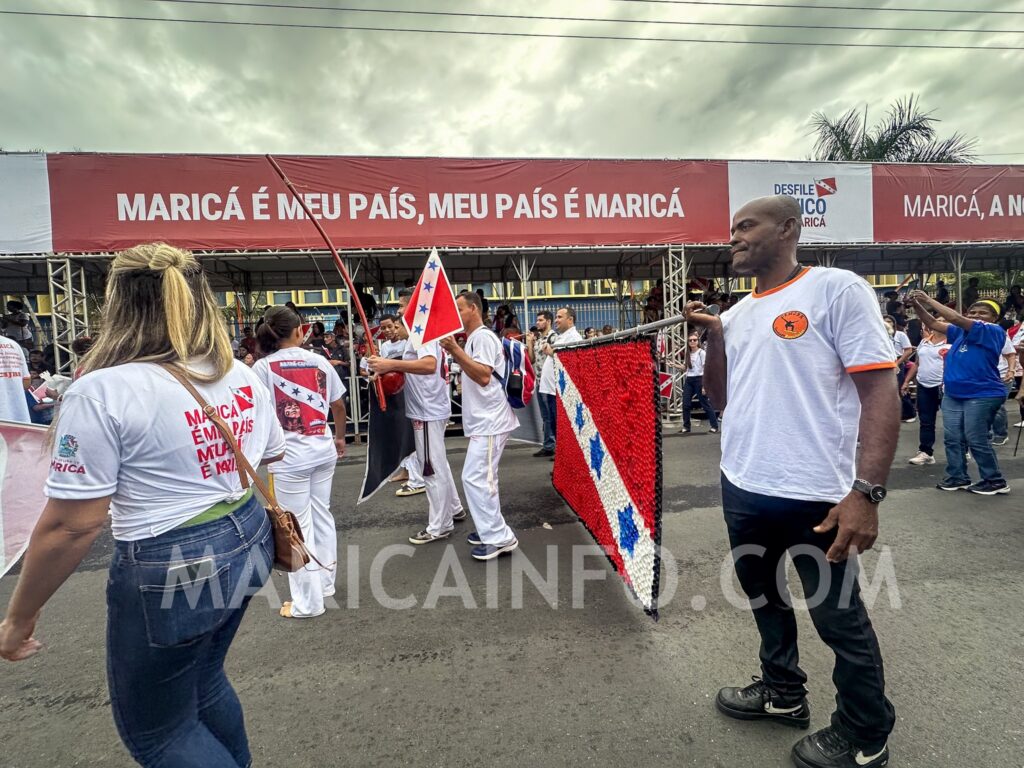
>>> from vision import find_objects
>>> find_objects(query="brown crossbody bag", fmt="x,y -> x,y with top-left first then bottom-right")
162,364 -> 316,573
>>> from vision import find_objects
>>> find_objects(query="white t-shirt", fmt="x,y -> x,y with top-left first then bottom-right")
532,329 -> 557,389
1011,325 -> 1024,377
46,360 -> 286,541
402,340 -> 451,422
997,333 -> 1015,377
891,330 -> 913,360
686,347 -> 706,378
539,326 -> 583,395
719,267 -> 896,503
460,326 -> 519,437
0,336 -> 30,423
253,347 -> 345,475
915,338 -> 951,388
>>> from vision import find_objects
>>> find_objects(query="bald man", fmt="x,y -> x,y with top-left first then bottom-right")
686,195 -> 899,768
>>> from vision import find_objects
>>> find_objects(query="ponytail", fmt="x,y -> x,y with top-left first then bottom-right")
257,306 -> 302,356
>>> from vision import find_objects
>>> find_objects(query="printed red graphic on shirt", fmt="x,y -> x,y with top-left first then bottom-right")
271,361 -> 329,436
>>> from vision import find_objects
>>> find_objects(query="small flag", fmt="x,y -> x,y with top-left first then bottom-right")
403,248 -> 463,350
231,385 -> 255,412
814,177 -> 837,196
658,372 -> 673,399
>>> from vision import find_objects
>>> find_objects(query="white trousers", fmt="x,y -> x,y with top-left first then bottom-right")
461,432 -> 516,546
413,419 -> 462,536
400,452 -> 425,489
273,460 -> 338,618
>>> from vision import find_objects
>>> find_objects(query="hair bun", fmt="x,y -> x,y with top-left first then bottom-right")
147,244 -> 191,272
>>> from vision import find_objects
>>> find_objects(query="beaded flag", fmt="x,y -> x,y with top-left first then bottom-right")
552,337 -> 663,618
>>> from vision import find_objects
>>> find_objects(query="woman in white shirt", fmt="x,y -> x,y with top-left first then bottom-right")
902,327 -> 950,465
253,306 -> 347,619
0,243 -> 286,768
679,333 -> 720,434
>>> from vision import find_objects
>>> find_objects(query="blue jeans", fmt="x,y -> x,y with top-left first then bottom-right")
682,375 -> 719,430
539,392 -> 557,451
941,395 -> 1005,484
721,475 -> 895,750
915,385 -> 941,455
990,381 -> 1012,440
896,365 -> 916,421
106,497 -> 274,768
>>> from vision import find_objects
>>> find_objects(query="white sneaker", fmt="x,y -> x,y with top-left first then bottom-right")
908,451 -> 935,465
1014,421 -> 1024,428
902,417 -> 917,423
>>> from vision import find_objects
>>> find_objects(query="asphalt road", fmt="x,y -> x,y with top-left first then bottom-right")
1,424 -> 1022,768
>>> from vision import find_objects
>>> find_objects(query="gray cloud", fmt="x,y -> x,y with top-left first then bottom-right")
1,0 -> 1021,160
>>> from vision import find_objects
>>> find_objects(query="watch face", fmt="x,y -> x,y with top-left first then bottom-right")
870,485 -> 887,503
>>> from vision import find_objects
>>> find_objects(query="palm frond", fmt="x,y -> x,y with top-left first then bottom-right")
810,108 -> 864,161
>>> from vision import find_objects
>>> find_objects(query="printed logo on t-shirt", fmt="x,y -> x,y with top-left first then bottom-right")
52,433 -> 86,474
270,360 -> 329,436
57,434 -> 79,459
772,311 -> 809,340
939,348 -> 949,359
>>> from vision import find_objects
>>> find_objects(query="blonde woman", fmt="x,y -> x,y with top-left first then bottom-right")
0,244 -> 285,768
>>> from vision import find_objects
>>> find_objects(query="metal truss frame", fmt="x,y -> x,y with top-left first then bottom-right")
46,257 -> 91,375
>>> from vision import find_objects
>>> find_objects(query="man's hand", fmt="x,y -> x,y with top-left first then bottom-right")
908,289 -> 931,306
366,355 -> 394,374
900,382 -> 911,396
0,615 -> 42,662
525,331 -> 535,348
334,436 -> 346,459
683,301 -> 721,328
813,492 -> 879,563
439,337 -> 458,354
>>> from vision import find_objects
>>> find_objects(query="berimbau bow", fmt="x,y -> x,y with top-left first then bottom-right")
266,154 -> 403,410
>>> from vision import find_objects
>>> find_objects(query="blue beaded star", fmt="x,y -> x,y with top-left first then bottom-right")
423,282 -> 434,292
427,260 -> 438,271
589,435 -> 604,480
575,402 -> 585,433
617,505 -> 639,556
419,304 -> 429,314
414,325 -> 423,334
558,369 -> 567,395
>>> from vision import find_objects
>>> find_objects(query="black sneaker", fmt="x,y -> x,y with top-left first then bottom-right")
715,676 -> 810,729
936,479 -> 971,491
452,509 -> 468,522
791,726 -> 889,768
967,479 -> 1010,496
533,448 -> 554,457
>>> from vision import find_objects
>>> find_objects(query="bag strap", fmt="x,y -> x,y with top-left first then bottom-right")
160,364 -> 277,507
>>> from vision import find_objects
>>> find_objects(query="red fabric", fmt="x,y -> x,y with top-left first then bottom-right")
46,154 -> 729,252
873,164 -> 1024,242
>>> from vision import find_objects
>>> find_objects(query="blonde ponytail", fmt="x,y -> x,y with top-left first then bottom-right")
79,243 -> 233,382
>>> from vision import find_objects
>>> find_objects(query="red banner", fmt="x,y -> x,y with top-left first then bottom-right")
47,154 -> 730,252
873,164 -> 1024,243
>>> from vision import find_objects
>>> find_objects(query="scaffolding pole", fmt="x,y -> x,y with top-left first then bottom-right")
661,244 -> 689,423
46,257 -> 91,376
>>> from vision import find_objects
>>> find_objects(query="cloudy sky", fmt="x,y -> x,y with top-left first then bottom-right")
2,0 -> 1022,161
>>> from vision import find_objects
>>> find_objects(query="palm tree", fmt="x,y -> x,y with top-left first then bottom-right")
810,95 -> 978,163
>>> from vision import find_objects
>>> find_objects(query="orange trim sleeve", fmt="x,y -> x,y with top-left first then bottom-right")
846,361 -> 898,374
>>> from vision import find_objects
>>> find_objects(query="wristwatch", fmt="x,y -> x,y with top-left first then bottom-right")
852,479 -> 887,504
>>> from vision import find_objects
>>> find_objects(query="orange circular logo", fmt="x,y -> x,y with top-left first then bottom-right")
773,311 -> 809,340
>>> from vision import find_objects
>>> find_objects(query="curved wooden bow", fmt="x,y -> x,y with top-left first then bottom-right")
266,154 -> 387,410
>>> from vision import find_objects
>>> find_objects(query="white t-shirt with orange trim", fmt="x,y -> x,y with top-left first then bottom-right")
719,267 -> 896,503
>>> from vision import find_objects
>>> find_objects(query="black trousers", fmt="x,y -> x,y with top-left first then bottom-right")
721,474 -> 896,750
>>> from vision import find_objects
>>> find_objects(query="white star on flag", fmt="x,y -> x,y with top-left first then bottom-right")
403,247 -> 463,350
